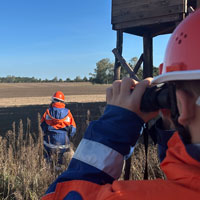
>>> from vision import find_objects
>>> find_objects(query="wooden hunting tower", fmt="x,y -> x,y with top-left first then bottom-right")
111,0 -> 200,181
111,0 -> 200,80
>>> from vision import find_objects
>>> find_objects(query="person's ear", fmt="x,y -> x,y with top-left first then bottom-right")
176,90 -> 195,126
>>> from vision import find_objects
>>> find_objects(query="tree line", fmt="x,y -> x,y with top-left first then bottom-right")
0,57 -> 159,84
0,75 -> 89,83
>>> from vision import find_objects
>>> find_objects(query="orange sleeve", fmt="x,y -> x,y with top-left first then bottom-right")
68,110 -> 76,128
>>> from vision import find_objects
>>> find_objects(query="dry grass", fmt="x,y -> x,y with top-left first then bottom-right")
130,142 -> 165,180
0,115 -> 73,200
119,137 -> 165,181
0,110 -> 165,199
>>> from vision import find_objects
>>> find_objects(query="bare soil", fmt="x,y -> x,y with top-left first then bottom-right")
0,82 -> 110,107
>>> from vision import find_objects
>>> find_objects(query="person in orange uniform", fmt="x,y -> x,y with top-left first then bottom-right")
41,91 -> 76,165
42,10 -> 200,200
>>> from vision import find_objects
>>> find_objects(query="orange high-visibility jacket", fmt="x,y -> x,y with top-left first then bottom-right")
40,102 -> 76,150
41,102 -> 76,130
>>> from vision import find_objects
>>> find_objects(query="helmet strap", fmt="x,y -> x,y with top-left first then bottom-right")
168,83 -> 191,144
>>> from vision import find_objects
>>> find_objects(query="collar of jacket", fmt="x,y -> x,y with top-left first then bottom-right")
44,109 -> 70,129
52,102 -> 65,108
161,132 -> 200,188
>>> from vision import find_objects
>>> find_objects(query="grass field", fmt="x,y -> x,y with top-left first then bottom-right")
0,82 -> 109,107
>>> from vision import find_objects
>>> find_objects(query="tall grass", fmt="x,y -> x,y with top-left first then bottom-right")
0,114 -> 73,200
0,108 -> 164,199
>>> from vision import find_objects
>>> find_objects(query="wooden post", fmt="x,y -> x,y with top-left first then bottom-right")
134,53 -> 143,74
197,0 -> 200,8
114,30 -> 123,80
124,157 -> 131,180
143,34 -> 153,78
112,48 -> 139,81
142,34 -> 153,180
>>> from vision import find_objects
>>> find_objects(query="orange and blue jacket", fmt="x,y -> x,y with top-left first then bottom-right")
42,105 -> 200,200
41,102 -> 76,150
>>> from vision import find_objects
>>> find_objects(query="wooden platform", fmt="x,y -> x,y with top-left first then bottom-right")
111,0 -> 198,36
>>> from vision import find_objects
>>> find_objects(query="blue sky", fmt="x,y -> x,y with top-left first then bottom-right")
0,0 -> 170,80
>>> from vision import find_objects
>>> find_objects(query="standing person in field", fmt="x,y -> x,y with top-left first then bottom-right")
40,91 -> 76,166
42,9 -> 200,200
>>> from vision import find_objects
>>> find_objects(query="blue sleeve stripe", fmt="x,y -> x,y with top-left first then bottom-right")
73,138 -> 124,179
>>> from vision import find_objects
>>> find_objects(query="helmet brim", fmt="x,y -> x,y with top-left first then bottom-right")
152,70 -> 200,84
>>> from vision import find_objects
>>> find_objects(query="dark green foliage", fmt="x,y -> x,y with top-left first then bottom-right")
0,76 -> 40,83
89,58 -> 114,84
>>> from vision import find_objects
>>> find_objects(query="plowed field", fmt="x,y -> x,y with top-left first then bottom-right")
0,82 -> 110,107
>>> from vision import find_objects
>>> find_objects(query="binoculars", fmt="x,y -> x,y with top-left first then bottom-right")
140,83 -> 171,112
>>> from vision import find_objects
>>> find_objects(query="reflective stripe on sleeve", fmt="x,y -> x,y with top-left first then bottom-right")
44,141 -> 70,150
65,116 -> 70,122
73,138 -> 124,179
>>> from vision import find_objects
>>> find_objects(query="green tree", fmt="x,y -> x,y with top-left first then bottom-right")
119,57 -> 139,79
153,67 -> 159,77
44,78 -> 49,82
122,57 -> 159,80
74,76 -> 82,82
83,76 -> 88,82
52,76 -> 58,82
65,78 -> 71,82
90,58 -> 114,84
